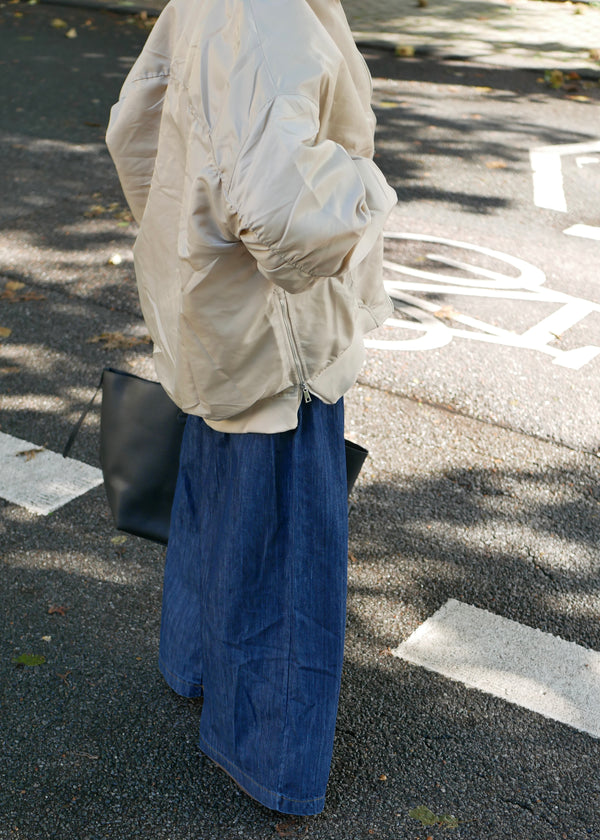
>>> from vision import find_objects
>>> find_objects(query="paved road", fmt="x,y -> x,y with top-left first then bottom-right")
362,52 -> 600,453
1,6 -> 599,840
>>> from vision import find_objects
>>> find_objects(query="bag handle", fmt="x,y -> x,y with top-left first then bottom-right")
62,371 -> 104,459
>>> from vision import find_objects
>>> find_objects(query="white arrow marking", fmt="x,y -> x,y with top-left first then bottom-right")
576,156 -> 599,168
394,599 -> 600,739
530,140 -> 600,212
0,431 -> 102,515
564,224 -> 600,241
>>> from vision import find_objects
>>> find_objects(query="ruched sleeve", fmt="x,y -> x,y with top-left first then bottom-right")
224,94 -> 397,294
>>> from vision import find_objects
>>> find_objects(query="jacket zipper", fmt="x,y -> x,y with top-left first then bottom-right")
279,292 -> 312,404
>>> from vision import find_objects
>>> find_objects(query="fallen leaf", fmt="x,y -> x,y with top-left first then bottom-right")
48,605 -> 68,616
435,305 -> 460,321
1,282 -> 45,302
0,327 -> 12,338
111,535 -> 127,545
0,366 -> 20,374
87,332 -> 151,350
275,820 -> 304,837
50,17 -> 68,27
41,635 -> 52,642
410,805 -> 460,829
567,95 -> 591,102
12,653 -> 46,667
379,774 -> 387,781
65,27 -> 77,38
395,44 -> 415,57
545,69 -> 564,89
475,86 -> 493,93
485,160 -> 508,169
84,204 -> 107,217
16,448 -> 44,461
409,806 -> 438,826
439,813 -> 460,828
108,254 -> 123,265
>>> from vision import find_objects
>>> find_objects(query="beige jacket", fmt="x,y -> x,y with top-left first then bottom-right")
106,0 -> 397,432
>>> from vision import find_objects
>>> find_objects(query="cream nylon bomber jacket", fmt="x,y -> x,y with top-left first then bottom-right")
106,0 -> 397,433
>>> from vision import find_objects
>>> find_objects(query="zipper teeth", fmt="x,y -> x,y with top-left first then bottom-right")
279,293 -> 311,402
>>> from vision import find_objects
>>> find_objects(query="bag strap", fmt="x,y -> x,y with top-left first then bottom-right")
62,371 -> 104,459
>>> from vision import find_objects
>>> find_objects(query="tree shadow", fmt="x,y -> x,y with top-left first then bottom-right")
1,453 -> 600,839
1,11 -> 600,837
364,52 -> 599,206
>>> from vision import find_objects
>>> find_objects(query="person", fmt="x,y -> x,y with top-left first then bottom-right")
106,0 -> 396,816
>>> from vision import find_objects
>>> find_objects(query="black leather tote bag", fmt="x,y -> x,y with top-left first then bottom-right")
99,368 -> 187,544
66,368 -> 368,544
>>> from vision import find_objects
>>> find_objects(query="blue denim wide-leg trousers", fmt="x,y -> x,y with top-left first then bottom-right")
158,397 -> 348,815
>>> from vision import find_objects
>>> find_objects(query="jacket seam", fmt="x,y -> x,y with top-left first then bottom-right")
124,70 -> 171,86
246,0 -> 278,96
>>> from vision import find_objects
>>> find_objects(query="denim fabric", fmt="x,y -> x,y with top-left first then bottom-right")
158,397 -> 348,815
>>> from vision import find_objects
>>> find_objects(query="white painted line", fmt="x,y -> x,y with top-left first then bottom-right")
564,224 -> 600,242
0,431 -> 102,515
530,140 -> 600,212
530,149 -> 566,212
393,599 -> 600,739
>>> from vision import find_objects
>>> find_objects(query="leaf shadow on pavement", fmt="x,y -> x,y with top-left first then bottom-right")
2,406 -> 600,840
2,9 -> 600,840
365,52 -> 600,211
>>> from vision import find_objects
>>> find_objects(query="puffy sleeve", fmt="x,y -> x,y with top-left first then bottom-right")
223,94 -> 397,294
106,72 -> 169,226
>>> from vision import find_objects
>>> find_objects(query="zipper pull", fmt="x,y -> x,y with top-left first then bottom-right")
301,383 -> 312,404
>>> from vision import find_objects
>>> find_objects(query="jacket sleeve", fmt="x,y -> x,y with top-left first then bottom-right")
223,94 -> 397,294
106,72 -> 169,226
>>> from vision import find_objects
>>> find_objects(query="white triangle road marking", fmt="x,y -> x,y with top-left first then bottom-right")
393,599 -> 600,739
0,431 -> 102,515
564,224 -> 600,242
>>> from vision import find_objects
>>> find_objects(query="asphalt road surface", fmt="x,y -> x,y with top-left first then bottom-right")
1,8 -> 599,840
364,51 -> 600,453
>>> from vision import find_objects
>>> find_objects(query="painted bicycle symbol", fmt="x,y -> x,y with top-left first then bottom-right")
365,232 -> 600,370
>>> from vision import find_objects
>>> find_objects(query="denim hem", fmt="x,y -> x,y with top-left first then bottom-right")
158,658 -> 204,699
198,733 -> 326,816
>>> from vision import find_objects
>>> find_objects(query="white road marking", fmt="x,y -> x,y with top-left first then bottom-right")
0,431 -> 102,515
393,599 -> 600,739
530,148 -> 566,212
564,224 -> 600,242
530,140 -> 600,212
367,234 -> 600,369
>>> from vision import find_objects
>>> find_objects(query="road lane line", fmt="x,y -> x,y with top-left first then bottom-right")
564,224 -> 600,242
530,140 -> 600,212
0,431 -> 102,515
393,599 -> 600,739
530,148 -> 567,211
